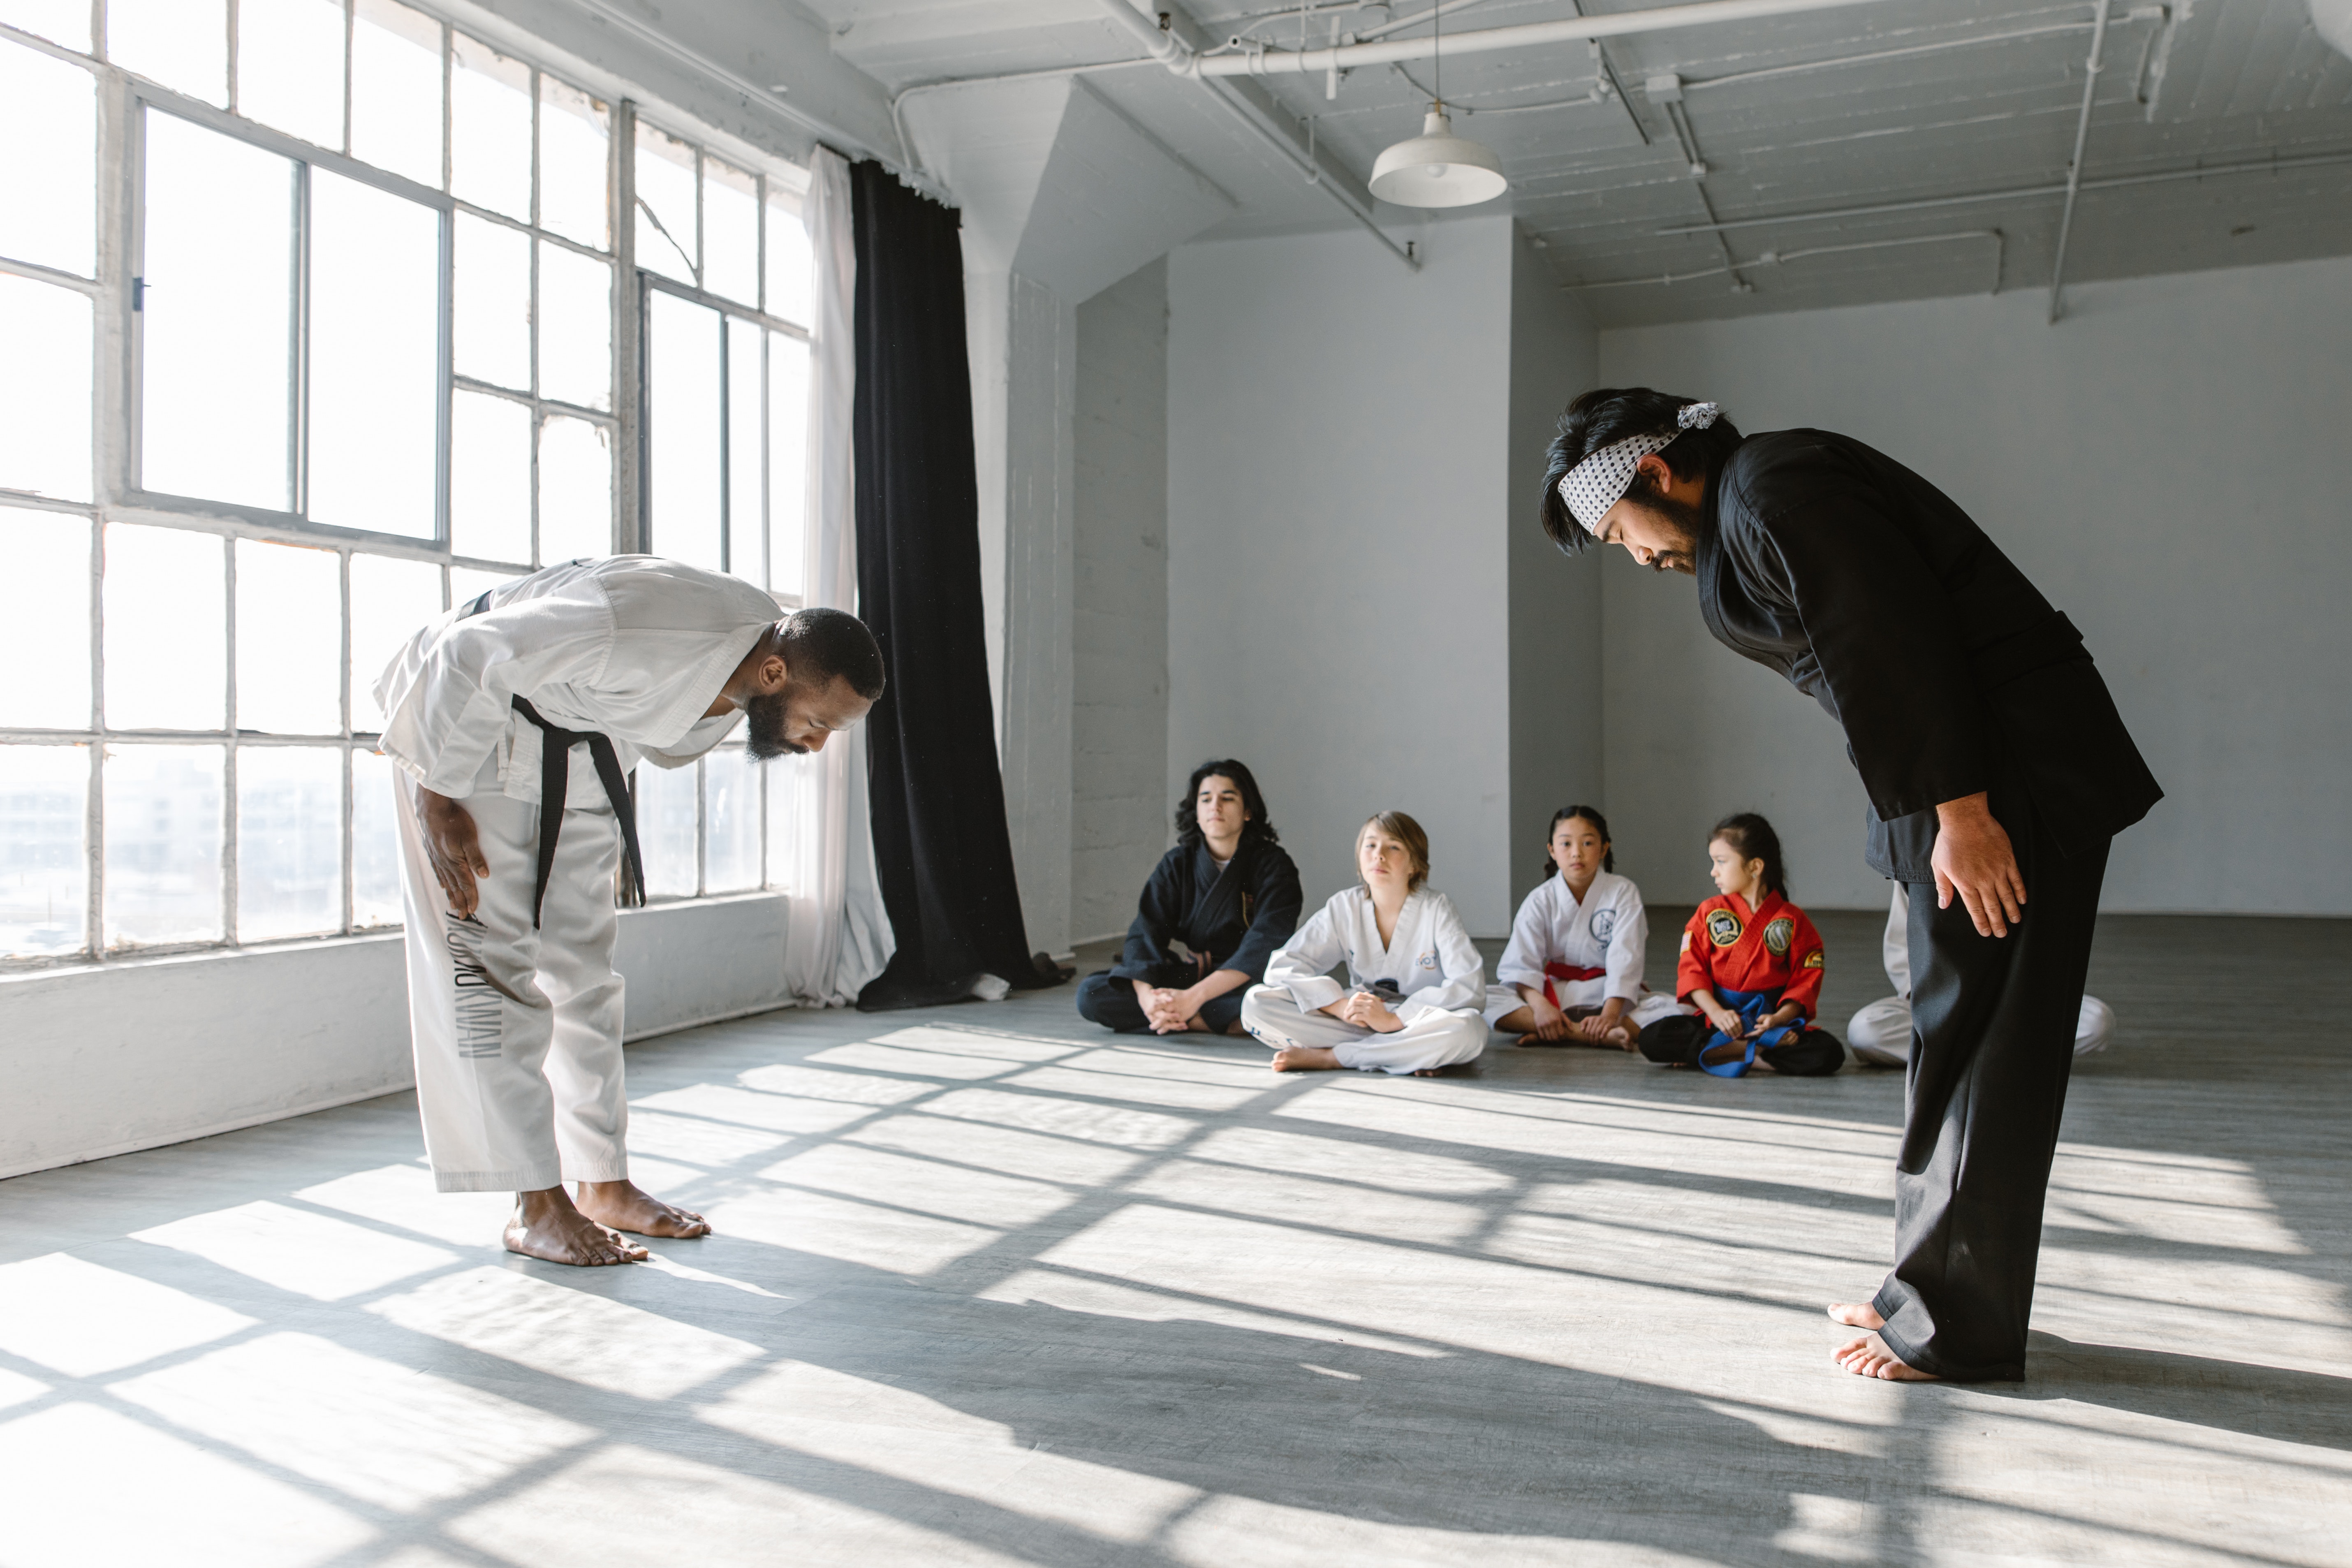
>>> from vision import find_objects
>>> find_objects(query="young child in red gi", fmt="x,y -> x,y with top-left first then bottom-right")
1638,813 -> 1845,1077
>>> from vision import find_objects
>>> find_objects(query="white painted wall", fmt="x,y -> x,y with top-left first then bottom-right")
1597,256 -> 2352,914
1072,258 -> 1171,945
1506,232 -> 1604,913
0,894 -> 798,1180
1167,218 -> 1519,935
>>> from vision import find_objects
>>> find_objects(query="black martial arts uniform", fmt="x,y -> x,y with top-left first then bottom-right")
1698,429 -> 2161,1381
1076,836 -> 1304,1035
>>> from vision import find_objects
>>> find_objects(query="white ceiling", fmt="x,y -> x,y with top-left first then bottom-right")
792,0 -> 2352,324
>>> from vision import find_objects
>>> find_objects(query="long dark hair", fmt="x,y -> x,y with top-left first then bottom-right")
1539,387 -> 1744,555
1539,804 -> 1616,880
1176,759 -> 1279,848
1710,811 -> 1788,900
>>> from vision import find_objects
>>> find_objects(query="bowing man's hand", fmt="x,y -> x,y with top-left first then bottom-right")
1932,792 -> 2028,938
419,788 -> 490,919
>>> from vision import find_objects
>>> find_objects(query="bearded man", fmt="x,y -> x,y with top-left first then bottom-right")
1540,391 -> 2160,1382
375,556 -> 884,1265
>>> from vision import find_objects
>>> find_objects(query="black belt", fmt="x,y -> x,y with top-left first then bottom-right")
460,590 -> 645,927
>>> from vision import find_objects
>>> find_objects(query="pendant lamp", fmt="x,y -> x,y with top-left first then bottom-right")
1367,2 -> 1505,208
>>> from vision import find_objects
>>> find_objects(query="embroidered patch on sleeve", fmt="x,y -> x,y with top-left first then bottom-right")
1679,931 -> 1692,953
1803,950 -> 1825,969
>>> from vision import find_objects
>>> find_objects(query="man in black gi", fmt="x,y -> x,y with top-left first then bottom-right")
1539,389 -> 2160,1382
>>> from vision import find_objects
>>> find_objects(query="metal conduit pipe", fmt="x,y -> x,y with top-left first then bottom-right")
2048,0 -> 2116,322
1570,229 -> 2007,293
1185,0 -> 1896,77
1652,148 -> 2352,235
1091,0 -> 1419,270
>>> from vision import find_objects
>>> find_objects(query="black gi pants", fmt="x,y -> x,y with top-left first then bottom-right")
1636,1014 -> 1845,1076
1873,792 -> 2109,1382
1075,969 -> 1247,1035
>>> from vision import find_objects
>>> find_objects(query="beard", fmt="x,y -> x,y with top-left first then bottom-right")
743,688 -> 803,759
1627,485 -> 1705,575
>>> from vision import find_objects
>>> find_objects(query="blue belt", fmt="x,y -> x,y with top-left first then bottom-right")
1701,988 -> 1803,1078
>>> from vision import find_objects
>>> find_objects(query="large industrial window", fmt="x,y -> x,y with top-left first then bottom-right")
0,1 -> 817,968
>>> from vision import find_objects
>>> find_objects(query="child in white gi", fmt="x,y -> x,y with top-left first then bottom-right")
1489,804 -> 1683,1048
1846,885 -> 2115,1065
1241,811 -> 1488,1075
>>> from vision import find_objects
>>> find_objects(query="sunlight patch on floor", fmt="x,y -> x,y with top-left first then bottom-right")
132,1199 -> 459,1301
0,1253 -> 257,1376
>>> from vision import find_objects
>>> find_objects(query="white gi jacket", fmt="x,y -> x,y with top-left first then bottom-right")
1259,887 -> 1486,1023
1491,870 -> 1652,1021
374,556 -> 778,802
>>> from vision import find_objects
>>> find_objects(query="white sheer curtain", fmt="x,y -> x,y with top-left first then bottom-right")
780,147 -> 894,1005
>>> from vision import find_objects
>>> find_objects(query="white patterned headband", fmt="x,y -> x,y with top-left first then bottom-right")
1557,401 -> 1721,535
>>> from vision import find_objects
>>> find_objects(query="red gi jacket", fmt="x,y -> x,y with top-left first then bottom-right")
1676,892 -> 1826,1019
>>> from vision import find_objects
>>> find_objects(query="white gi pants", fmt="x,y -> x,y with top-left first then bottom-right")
1240,987 -> 1488,1074
1846,993 -> 2114,1066
393,758 -> 629,1193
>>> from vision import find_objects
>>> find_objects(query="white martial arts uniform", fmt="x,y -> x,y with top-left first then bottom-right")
1241,887 -> 1489,1073
375,557 -> 778,1191
1846,884 -> 2115,1066
1486,869 -> 1683,1031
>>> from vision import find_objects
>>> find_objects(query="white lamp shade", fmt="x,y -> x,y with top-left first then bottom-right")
1368,109 -> 1507,208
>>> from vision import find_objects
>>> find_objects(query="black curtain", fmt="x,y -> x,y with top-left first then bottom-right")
851,161 -> 1054,1010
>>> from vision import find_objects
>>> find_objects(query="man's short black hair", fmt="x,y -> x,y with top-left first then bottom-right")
1538,387 -> 1743,555
780,607 -> 886,700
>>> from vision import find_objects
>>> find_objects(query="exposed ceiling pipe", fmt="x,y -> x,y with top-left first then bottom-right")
1091,0 -> 1420,270
1186,0 -> 1896,77
1682,9 -> 2164,94
2046,0 -> 2115,324
1571,228 -> 2006,294
1651,148 -> 2352,236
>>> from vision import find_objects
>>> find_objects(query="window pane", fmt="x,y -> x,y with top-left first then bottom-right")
310,168 -> 440,539
104,523 -> 226,731
0,38 -> 96,276
537,241 -> 610,412
104,743 -> 224,947
764,750 -> 807,893
109,0 -> 226,107
538,76 -> 607,250
633,123 -> 696,287
237,0 -> 345,152
451,391 -> 531,565
349,552 -> 442,729
636,761 -> 697,899
648,289 -> 720,572
350,0 -> 441,188
704,746 -> 759,893
537,415 -> 609,564
766,330 -> 809,598
0,507 -> 90,727
0,743 -> 88,959
350,747 -> 403,927
236,745 -> 342,939
139,111 -> 292,511
0,0 -> 92,53
727,317 -> 762,581
764,195 -> 812,327
0,274 -> 92,503
450,33 -> 530,221
235,539 -> 341,735
452,212 -> 528,391
704,157 -> 757,307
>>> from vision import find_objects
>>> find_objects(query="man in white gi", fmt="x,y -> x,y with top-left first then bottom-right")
1846,885 -> 2114,1064
375,556 -> 884,1266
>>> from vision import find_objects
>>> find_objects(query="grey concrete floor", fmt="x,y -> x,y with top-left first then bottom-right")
2,910 -> 2347,1568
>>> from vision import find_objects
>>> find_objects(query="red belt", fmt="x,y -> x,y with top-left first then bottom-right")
1542,961 -> 1606,1009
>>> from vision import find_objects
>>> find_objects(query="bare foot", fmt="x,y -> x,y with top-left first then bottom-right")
1828,1302 -> 1885,1330
576,1179 -> 711,1239
1832,1332 -> 1939,1381
1271,1045 -> 1343,1072
505,1188 -> 647,1266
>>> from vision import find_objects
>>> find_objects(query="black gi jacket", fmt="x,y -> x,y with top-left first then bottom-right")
1698,430 -> 2161,880
1107,837 -> 1304,986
